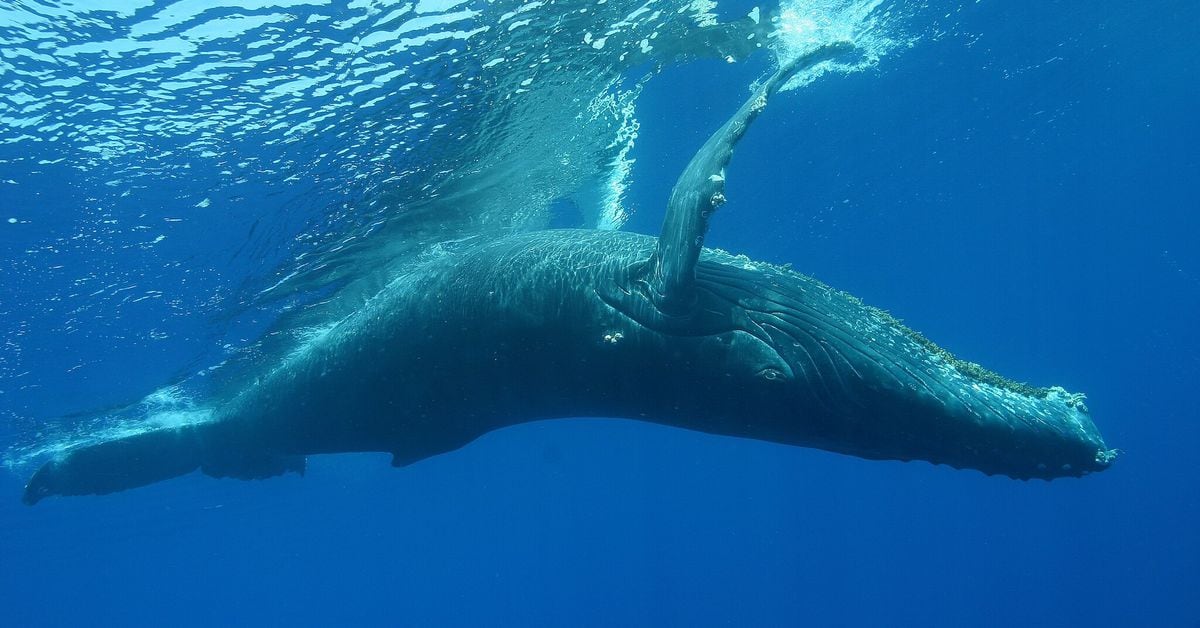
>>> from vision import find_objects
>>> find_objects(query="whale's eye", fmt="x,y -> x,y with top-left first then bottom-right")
757,367 -> 786,382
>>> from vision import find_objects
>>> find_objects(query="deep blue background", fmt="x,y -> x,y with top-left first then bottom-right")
2,1 -> 1197,626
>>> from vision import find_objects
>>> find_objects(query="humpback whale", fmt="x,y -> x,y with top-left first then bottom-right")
23,43 -> 1115,504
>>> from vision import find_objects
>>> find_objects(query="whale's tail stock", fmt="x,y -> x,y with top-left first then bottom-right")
22,424 -> 305,505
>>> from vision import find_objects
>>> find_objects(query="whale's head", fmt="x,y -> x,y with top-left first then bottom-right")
601,40 -> 1114,480
604,249 -> 1115,480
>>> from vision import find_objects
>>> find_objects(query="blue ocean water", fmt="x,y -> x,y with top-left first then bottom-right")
1,0 -> 1196,625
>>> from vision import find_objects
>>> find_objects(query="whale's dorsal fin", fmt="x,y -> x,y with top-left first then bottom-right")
646,42 -> 854,315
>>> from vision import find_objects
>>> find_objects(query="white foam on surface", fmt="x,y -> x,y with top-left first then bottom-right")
772,0 -> 908,91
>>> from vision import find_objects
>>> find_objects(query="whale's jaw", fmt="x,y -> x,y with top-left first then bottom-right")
822,380 -> 1116,481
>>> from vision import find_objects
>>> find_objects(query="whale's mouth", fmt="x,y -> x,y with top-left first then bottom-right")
829,381 -> 1115,481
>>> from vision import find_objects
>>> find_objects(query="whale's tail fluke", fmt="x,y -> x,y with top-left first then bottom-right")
23,427 -> 204,505
23,424 -> 305,505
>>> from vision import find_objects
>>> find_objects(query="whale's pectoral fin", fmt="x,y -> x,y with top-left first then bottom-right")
645,41 -> 854,315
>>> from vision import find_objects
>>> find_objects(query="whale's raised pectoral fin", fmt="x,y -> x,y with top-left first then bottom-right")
646,41 -> 854,315
22,424 -> 305,505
